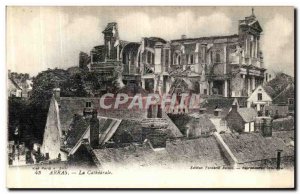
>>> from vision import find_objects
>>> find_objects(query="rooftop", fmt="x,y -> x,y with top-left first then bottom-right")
92,136 -> 228,169
220,133 -> 294,164
237,107 -> 257,123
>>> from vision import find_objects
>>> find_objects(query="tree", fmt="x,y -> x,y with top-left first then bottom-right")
61,73 -> 88,97
28,68 -> 70,141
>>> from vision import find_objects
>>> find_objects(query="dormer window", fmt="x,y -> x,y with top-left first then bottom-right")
86,101 -> 92,108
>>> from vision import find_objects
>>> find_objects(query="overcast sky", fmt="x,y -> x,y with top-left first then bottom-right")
6,6 -> 294,76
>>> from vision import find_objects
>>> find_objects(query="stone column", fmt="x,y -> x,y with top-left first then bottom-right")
117,45 -> 120,61
209,81 -> 213,95
224,45 -> 227,74
154,78 -> 157,92
252,77 -> 256,92
142,79 -> 145,89
255,36 -> 258,58
224,80 -> 228,97
247,77 -> 251,95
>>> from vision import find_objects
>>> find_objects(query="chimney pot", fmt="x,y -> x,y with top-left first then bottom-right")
181,35 -> 187,39
232,104 -> 238,111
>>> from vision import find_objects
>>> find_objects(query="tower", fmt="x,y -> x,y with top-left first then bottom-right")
102,22 -> 120,61
238,8 -> 263,67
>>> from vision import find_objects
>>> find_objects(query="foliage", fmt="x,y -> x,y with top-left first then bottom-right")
9,72 -> 30,82
9,67 -> 124,144
61,73 -> 88,97
8,97 -> 34,143
27,68 -> 70,142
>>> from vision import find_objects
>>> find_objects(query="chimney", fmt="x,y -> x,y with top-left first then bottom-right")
276,149 -> 283,170
232,104 -> 238,111
181,34 -> 187,39
90,109 -> 99,149
53,88 -> 61,103
261,118 -> 272,137
199,108 -> 207,114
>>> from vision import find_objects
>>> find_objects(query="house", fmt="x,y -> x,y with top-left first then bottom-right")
265,72 -> 294,112
225,103 -> 257,133
8,78 -> 22,97
247,85 -> 274,116
41,88 -> 183,161
264,69 -> 276,83
273,83 -> 294,112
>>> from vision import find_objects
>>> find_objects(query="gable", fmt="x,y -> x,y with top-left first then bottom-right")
247,86 -> 272,102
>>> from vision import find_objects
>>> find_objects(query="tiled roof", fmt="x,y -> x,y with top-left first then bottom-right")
92,136 -> 228,169
186,113 -> 216,135
201,97 -> 236,117
262,85 -> 276,98
112,119 -> 143,143
273,83 -> 294,104
237,108 -> 257,123
65,115 -> 89,148
59,97 -> 148,132
221,133 -> 294,164
8,78 -> 22,90
272,131 -> 294,147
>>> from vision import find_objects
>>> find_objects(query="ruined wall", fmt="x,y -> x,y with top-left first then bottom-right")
231,73 -> 246,96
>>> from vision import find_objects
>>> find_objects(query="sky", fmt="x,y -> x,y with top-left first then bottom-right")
6,6 -> 294,76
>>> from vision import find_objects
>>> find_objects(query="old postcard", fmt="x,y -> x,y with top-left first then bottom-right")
6,6 -> 295,188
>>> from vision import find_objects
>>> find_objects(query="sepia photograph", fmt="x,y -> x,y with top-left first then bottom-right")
6,6 -> 295,189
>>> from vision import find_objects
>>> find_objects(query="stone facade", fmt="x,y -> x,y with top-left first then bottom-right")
82,10 -> 266,98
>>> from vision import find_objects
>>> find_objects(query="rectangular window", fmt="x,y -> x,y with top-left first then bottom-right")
165,50 -> 169,66
147,51 -> 151,64
190,55 -> 194,64
216,53 -> 221,63
86,102 -> 92,108
258,93 -> 262,101
288,98 -> 294,105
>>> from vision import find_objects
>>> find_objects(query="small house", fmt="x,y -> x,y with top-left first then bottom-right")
247,85 -> 274,116
225,104 -> 257,133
